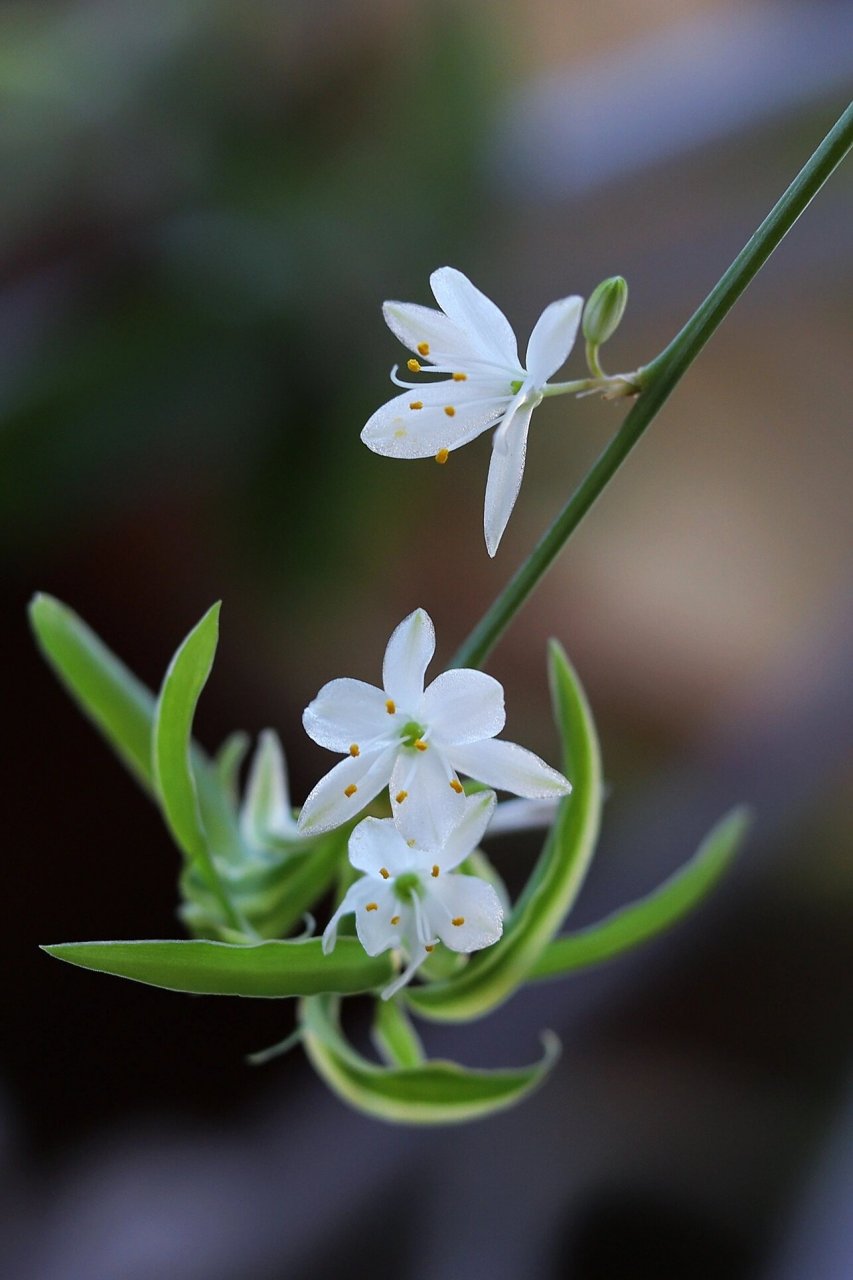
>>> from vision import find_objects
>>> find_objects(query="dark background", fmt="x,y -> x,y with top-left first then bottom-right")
3,3 -> 852,1277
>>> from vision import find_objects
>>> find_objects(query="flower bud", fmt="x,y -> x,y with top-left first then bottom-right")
582,276 -> 628,346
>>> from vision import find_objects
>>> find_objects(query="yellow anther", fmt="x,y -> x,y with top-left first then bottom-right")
390,915 -> 400,925
395,790 -> 408,804
431,864 -> 439,878
425,944 -> 435,953
451,916 -> 465,927
379,867 -> 390,879
444,405 -> 456,417
435,448 -> 449,465
414,739 -> 428,752
407,838 -> 416,848
386,699 -> 396,715
409,400 -> 423,410
449,779 -> 463,794
344,783 -> 358,798
452,372 -> 467,381
365,902 -> 378,912
349,743 -> 360,757
407,358 -> 421,373
417,342 -> 430,356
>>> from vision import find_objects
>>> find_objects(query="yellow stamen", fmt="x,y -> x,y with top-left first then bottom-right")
395,790 -> 408,804
449,779 -> 463,794
452,916 -> 465,927
452,372 -> 467,381
365,902 -> 378,912
417,342 -> 430,356
407,838 -> 416,848
349,743 -> 360,757
425,944 -> 435,953
379,867 -> 389,879
407,358 -> 421,373
435,447 -> 449,465
431,865 -> 439,878
414,739 -> 428,752
344,783 -> 358,798
386,699 -> 396,715
444,405 -> 456,417
390,915 -> 400,925
409,400 -> 423,410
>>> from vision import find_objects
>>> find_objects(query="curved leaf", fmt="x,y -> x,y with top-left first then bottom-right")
29,594 -> 157,791
372,998 -> 425,1068
532,806 -> 751,980
301,995 -> 559,1125
407,642 -> 602,1022
42,938 -> 392,997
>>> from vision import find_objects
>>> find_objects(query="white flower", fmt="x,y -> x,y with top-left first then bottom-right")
297,608 -> 571,845
361,266 -> 583,555
323,791 -> 504,999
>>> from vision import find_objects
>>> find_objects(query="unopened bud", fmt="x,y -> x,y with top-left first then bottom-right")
582,276 -> 628,346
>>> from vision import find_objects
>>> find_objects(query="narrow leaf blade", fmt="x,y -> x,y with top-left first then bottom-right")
407,642 -> 602,1022
532,806 -> 751,980
42,939 -> 392,997
301,996 -> 559,1125
29,594 -> 156,791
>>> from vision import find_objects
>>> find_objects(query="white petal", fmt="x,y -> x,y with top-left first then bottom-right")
423,669 -> 505,745
486,797 -> 560,838
382,300 -> 485,365
239,729 -> 297,845
483,398 -> 535,557
390,745 -> 464,849
430,267 -> 519,368
381,945 -> 430,1000
348,816 -> 415,878
322,879 -> 372,953
302,678 -> 390,752
438,790 -> 497,871
353,883 -> 401,956
382,608 -> 435,711
361,384 -> 505,460
296,746 -> 397,835
446,737 -> 572,798
525,295 -> 583,387
425,875 -> 503,952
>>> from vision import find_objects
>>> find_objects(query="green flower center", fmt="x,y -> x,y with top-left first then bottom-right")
393,872 -> 423,903
400,720 -> 426,749
510,379 -> 524,394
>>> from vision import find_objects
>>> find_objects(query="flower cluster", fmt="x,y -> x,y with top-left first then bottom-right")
301,607 -> 571,996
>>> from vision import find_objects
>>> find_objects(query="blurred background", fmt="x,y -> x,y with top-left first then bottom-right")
3,1 -> 852,1276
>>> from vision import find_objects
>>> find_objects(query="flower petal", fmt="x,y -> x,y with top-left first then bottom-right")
430,267 -> 519,369
353,883 -> 401,956
348,815 -> 415,878
302,678 -> 390,752
486,797 -> 560,838
390,745 -> 464,850
425,875 -> 504,952
446,737 -> 572,798
438,790 -> 497,872
382,608 -> 435,712
361,384 -> 505,460
483,398 -> 535,557
297,746 -> 397,836
525,295 -> 583,387
322,879 -> 372,954
382,300 -> 484,365
422,669 -> 505,745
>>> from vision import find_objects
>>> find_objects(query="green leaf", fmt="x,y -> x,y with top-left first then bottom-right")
29,593 -> 157,792
41,938 -> 393,997
300,995 -> 560,1125
531,806 -> 751,981
407,642 -> 602,1022
153,603 -> 220,864
215,731 -> 250,805
372,998 -> 425,1068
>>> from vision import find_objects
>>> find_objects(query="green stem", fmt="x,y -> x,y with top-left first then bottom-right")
451,102 -> 853,671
